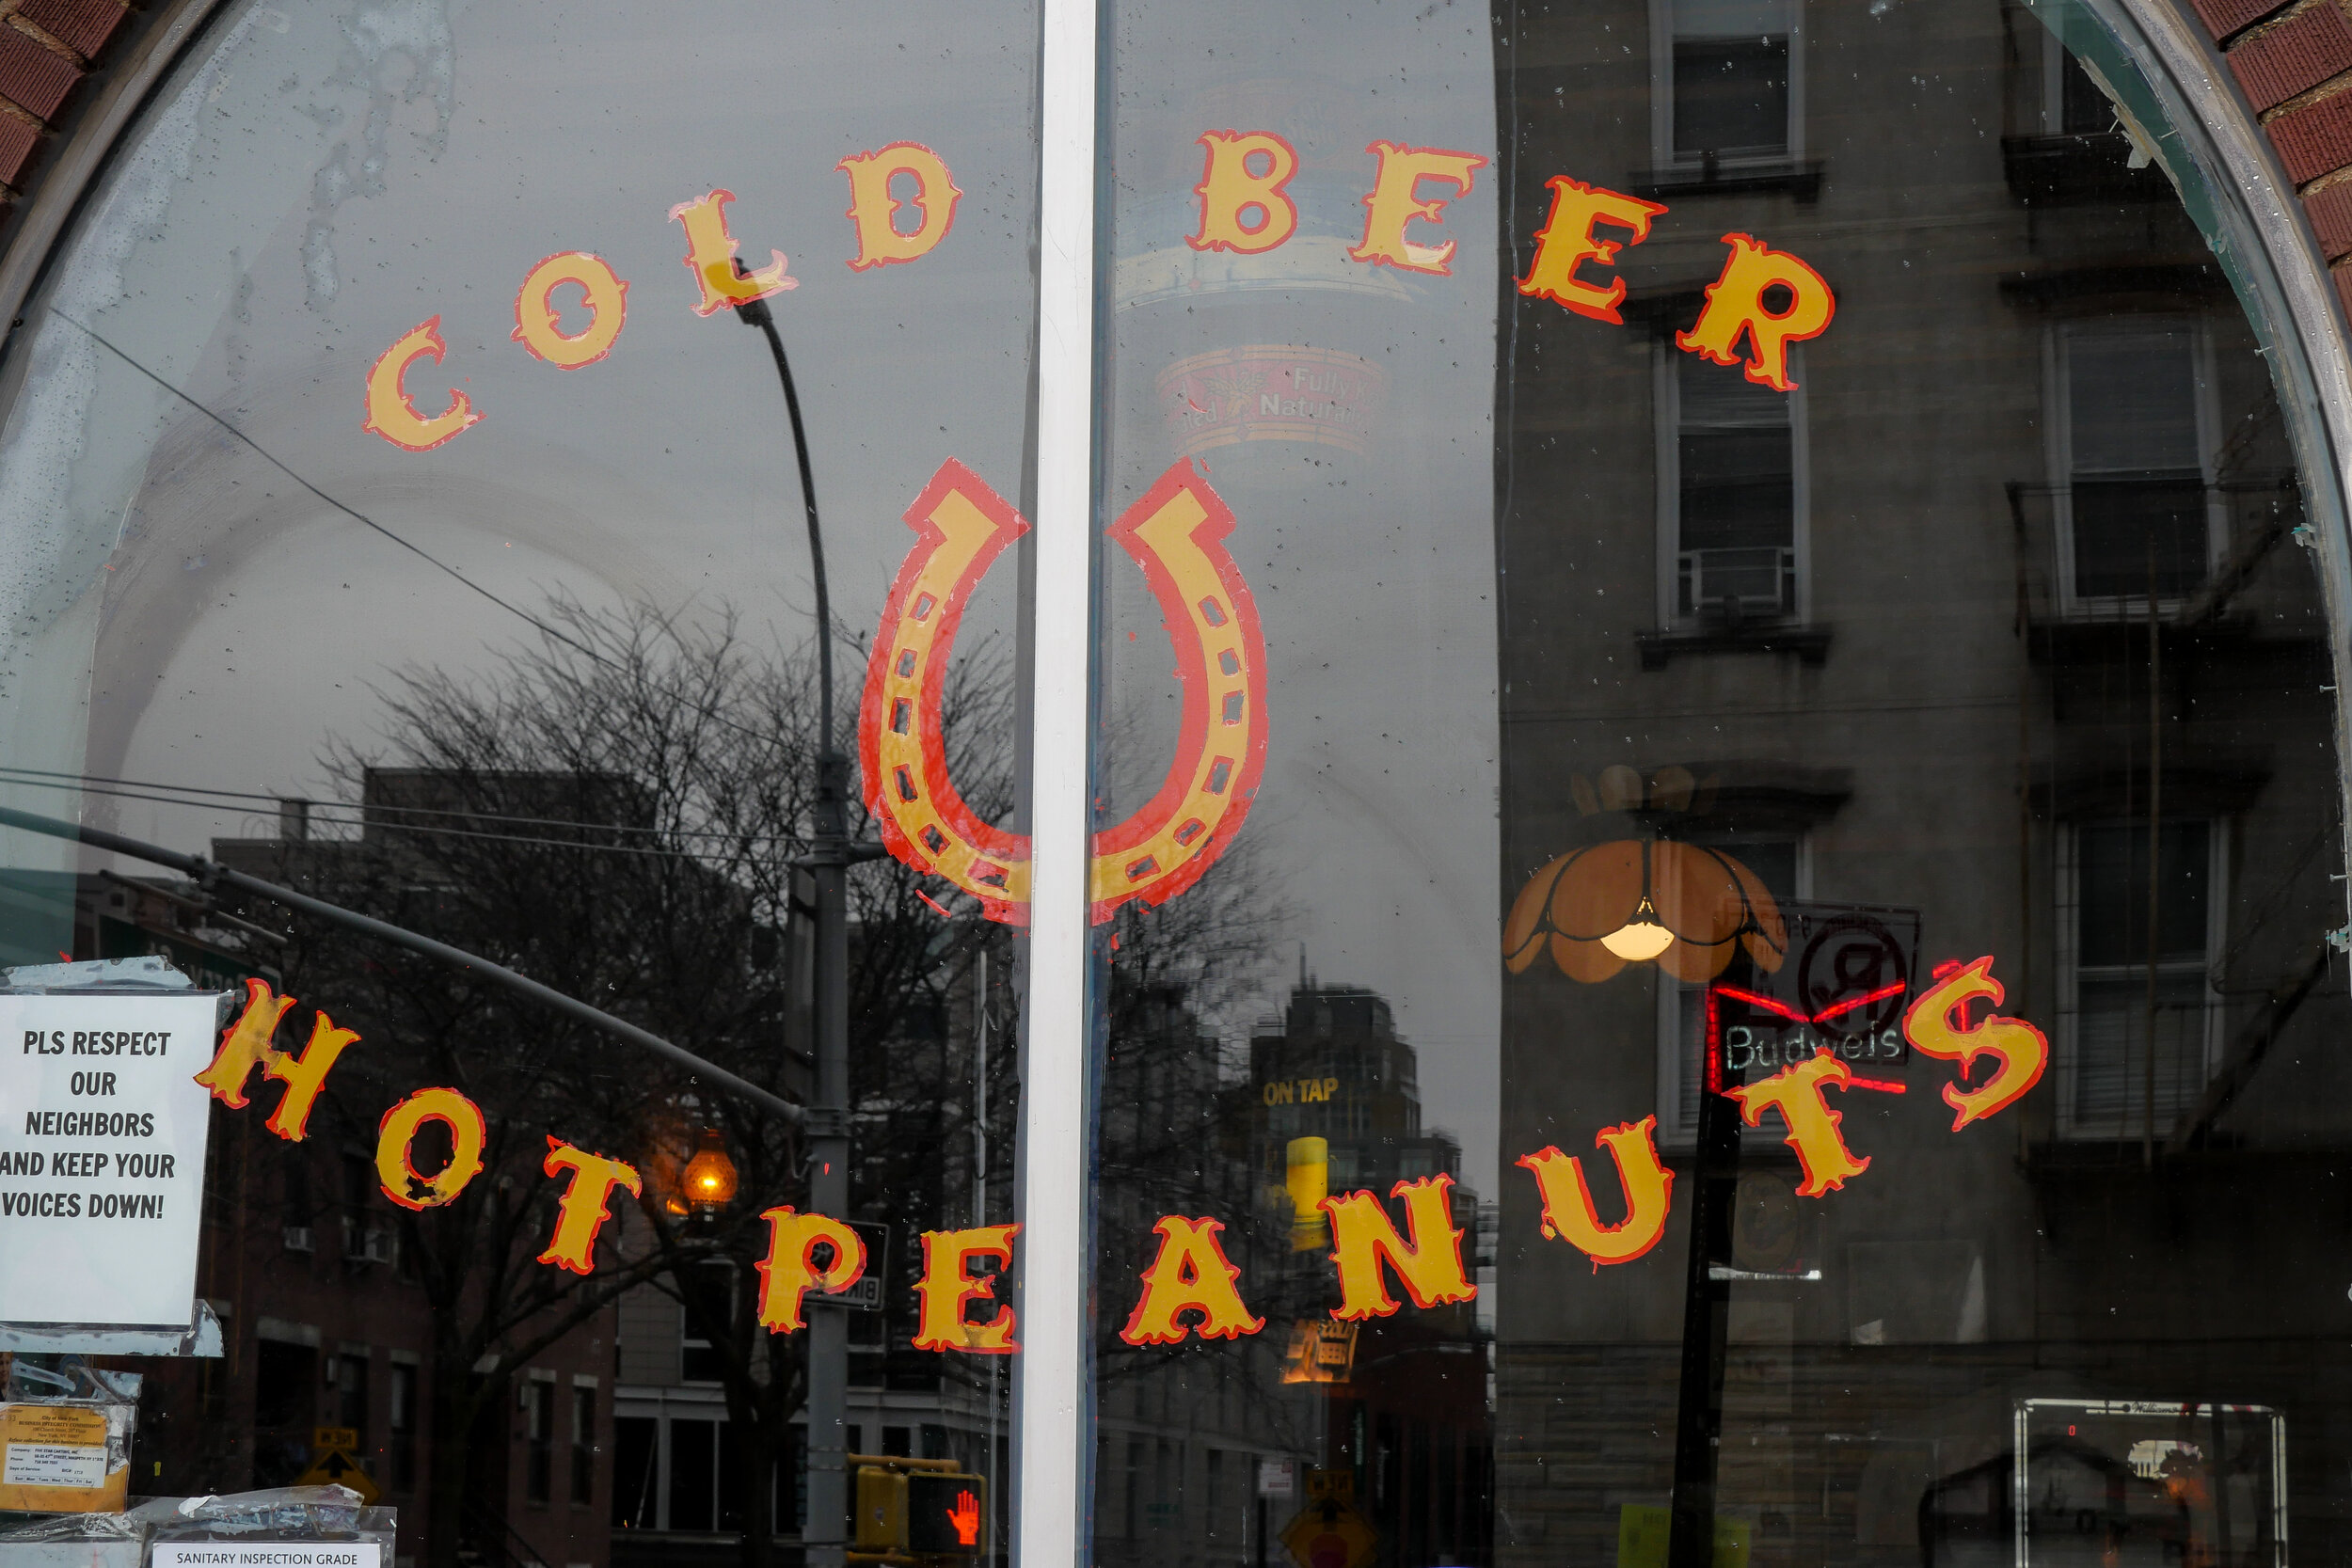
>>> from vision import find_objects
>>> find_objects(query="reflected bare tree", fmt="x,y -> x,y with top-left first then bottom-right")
215,597 -> 1016,1568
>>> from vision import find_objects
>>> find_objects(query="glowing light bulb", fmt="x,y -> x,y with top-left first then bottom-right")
680,1128 -> 739,1212
1600,899 -> 1676,961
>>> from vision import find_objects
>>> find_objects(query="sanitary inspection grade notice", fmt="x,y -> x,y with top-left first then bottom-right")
0,991 -> 216,1325
152,1547 -> 381,1568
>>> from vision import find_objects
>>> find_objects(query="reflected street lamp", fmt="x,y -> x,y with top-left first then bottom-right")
732,274 -> 870,1568
682,1128 -> 740,1219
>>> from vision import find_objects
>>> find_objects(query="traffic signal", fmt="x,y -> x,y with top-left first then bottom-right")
853,1465 -> 908,1552
850,1458 -> 985,1556
906,1471 -> 985,1554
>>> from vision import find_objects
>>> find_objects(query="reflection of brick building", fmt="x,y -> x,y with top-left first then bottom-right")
1493,4 -> 2349,1566
68,867 -> 615,1568
607,1255 -> 1007,1568
1247,983 -> 1494,1568
1090,975 -> 1320,1568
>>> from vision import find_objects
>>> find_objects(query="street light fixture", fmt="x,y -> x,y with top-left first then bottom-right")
732,269 -> 861,1568
682,1128 -> 740,1218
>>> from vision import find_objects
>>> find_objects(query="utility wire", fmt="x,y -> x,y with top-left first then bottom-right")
48,309 -> 865,755
0,764 -> 815,848
0,771 -> 818,864
0,802 -> 805,1126
55,309 -> 626,671
0,775 -> 796,863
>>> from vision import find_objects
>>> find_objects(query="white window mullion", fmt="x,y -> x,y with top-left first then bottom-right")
1017,0 -> 1102,1562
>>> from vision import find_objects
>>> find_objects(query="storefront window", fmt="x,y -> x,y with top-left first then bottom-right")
1,1 -> 2349,1565
0,1 -> 1037,1565
1084,2 -> 2351,1567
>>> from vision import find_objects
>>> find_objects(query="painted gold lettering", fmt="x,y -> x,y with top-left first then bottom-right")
1516,176 -> 1668,324
361,316 -> 480,451
1119,1215 -> 1263,1345
1188,131 -> 1300,255
1349,142 -> 1486,276
913,1223 -> 1019,1354
537,1137 -> 642,1275
511,250 -> 629,369
1727,1052 -> 1871,1196
668,189 -> 796,317
1322,1174 -> 1476,1320
1677,231 -> 1836,391
1902,956 -> 2049,1130
838,142 -> 962,269
193,978 -> 295,1110
754,1207 -> 866,1333
261,1010 -> 359,1142
375,1086 -> 487,1211
1517,1116 -> 1674,1267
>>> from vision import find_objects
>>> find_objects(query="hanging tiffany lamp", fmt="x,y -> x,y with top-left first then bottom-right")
1502,836 -> 1788,985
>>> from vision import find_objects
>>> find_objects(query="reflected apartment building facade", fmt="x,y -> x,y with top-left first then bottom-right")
1083,969 -> 1495,1568
1492,2 -> 2351,1564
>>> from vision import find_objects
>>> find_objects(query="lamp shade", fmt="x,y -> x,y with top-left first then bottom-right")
681,1128 -> 739,1212
1502,838 -> 1786,984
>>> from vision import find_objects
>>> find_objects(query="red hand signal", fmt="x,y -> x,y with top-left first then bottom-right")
948,1488 -> 981,1547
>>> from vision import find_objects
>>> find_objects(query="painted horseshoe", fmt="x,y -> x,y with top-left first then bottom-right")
858,457 -> 1270,926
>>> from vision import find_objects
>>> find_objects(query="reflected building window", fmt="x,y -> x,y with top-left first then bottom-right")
388,1361 -> 418,1495
679,1260 -> 733,1385
669,1418 -> 716,1532
612,1416 -> 656,1530
1664,355 -> 1803,626
2055,321 -> 2218,606
1656,0 -> 1798,167
571,1382 -> 596,1507
525,1376 -> 555,1505
2058,817 -> 2220,1137
251,1337 -> 317,1489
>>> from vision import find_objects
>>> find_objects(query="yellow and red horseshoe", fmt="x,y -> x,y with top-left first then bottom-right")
859,457 -> 1270,926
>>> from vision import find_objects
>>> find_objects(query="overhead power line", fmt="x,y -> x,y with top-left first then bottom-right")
0,764 -> 814,852
46,309 -> 867,756
0,802 -> 805,1126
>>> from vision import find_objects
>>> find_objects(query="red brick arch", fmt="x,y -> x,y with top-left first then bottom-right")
0,0 -> 135,204
2196,0 -> 2352,312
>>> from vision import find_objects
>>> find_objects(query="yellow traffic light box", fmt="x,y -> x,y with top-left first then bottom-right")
850,1453 -> 985,1560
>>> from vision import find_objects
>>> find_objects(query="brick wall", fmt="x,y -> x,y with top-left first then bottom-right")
2199,0 -> 2352,317
0,0 -> 128,210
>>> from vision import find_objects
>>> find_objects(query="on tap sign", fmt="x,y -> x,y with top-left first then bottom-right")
0,992 -> 216,1327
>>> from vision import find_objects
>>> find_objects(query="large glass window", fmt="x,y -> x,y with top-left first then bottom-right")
1,0 -> 2350,1565
0,3 -> 1035,1566
1089,3 -> 2352,1567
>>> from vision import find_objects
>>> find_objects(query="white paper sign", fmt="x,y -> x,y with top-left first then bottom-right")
2,1441 -> 108,1487
151,1546 -> 381,1568
0,992 -> 218,1325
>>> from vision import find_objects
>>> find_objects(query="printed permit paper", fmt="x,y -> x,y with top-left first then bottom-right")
3,1441 -> 107,1487
152,1546 -> 382,1568
0,1404 -> 123,1513
0,991 -> 218,1325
